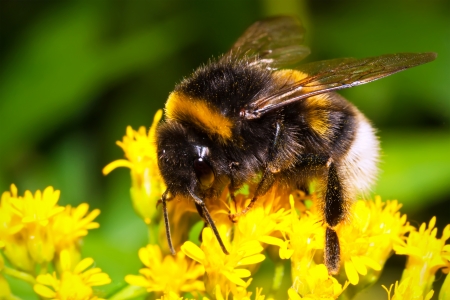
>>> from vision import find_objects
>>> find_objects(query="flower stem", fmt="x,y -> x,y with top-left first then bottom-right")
108,284 -> 148,300
147,223 -> 157,245
2,267 -> 36,285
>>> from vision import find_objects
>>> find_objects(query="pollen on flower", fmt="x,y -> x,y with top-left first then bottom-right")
33,249 -> 111,300
125,244 -> 205,297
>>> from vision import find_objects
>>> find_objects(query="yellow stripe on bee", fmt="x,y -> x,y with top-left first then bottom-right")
304,94 -> 331,137
272,69 -> 308,84
165,92 -> 233,142
273,69 -> 330,137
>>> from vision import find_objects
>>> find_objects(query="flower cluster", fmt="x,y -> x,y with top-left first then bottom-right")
34,249 -> 111,300
103,111 -> 450,299
4,110 -> 448,299
0,184 -> 109,299
382,217 -> 450,300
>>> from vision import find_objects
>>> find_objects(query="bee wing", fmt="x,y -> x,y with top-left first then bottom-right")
244,52 -> 437,119
223,16 -> 311,69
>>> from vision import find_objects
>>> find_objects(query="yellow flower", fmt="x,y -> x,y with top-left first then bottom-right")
288,264 -> 348,300
382,277 -> 434,300
337,198 -> 411,286
33,249 -> 111,300
51,203 -> 100,253
232,186 -> 290,250
9,186 -> 64,226
103,110 -> 165,225
157,291 -> 184,300
182,227 -> 265,297
214,284 -> 266,300
364,197 -> 413,264
284,195 -> 324,290
125,244 -> 204,297
0,185 -> 101,272
51,203 -> 100,269
0,185 -> 35,271
393,217 -> 450,296
178,183 -> 289,298
0,185 -> 66,266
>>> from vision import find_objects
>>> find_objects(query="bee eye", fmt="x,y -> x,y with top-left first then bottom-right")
193,158 -> 215,188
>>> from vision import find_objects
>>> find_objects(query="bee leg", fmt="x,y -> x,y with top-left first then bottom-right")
229,122 -> 282,221
189,190 -> 229,255
323,162 -> 344,275
296,154 -> 342,274
161,189 -> 176,255
228,162 -> 240,202
193,201 -> 208,242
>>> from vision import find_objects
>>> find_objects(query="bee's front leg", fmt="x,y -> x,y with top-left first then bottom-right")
229,121 -> 282,222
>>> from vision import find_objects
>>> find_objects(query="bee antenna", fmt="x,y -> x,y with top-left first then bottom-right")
161,189 -> 176,255
188,190 -> 230,255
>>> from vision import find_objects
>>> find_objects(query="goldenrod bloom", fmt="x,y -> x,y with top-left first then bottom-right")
51,203 -> 100,268
336,198 -> 411,286
157,291 -> 185,300
232,186 -> 291,250
99,111 -> 450,298
126,244 -> 204,297
284,195 -> 324,291
214,284 -> 266,300
33,249 -> 111,300
103,110 -> 165,225
393,217 -> 450,297
1,185 -> 64,267
288,264 -> 348,300
382,277 -> 434,300
0,185 -> 101,272
0,185 -> 34,271
182,227 -> 265,296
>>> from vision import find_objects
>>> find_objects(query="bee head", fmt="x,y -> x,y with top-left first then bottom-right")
156,121 -> 228,198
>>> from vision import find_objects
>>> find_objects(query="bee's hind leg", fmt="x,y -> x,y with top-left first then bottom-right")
295,154 -> 343,274
323,161 -> 345,275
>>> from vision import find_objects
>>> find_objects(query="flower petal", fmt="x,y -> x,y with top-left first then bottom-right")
181,241 -> 205,263
125,275 -> 150,287
34,284 -> 56,298
237,254 -> 265,266
74,258 -> 94,274
345,261 -> 359,285
288,288 -> 301,300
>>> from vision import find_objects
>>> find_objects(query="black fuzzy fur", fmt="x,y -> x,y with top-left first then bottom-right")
156,57 -> 357,201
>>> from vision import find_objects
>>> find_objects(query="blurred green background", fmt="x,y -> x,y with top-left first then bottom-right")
1,0 -> 449,299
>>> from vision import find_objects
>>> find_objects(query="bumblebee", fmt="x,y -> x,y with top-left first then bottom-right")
156,16 -> 436,274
